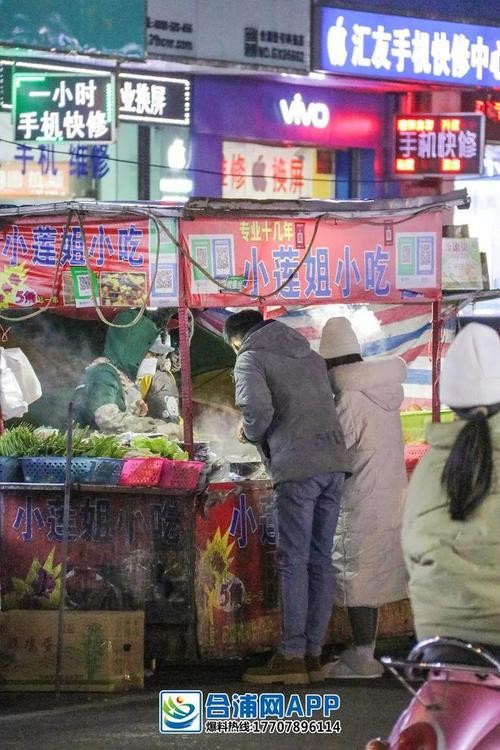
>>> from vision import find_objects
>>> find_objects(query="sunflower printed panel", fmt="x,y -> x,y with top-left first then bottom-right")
195,482 -> 280,658
0,489 -> 193,631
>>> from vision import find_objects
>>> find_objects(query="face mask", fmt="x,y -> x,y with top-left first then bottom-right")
137,356 -> 157,398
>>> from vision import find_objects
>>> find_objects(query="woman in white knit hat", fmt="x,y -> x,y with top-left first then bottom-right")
402,322 -> 500,653
319,316 -> 408,678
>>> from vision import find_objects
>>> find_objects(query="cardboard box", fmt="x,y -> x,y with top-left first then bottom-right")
0,610 -> 144,692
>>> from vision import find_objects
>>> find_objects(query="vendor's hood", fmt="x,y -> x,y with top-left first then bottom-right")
328,356 -> 406,411
104,309 -> 159,380
239,320 -> 311,359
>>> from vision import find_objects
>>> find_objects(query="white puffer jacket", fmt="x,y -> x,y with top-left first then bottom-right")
328,357 -> 408,607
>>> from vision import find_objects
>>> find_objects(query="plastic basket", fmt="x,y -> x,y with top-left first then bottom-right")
401,409 -> 454,444
158,458 -> 205,492
87,458 -> 124,485
70,457 -> 124,485
0,457 -> 22,482
21,457 -> 67,483
119,458 -> 164,487
404,443 -> 431,477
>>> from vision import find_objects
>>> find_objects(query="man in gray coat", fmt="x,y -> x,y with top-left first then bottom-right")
224,310 -> 351,684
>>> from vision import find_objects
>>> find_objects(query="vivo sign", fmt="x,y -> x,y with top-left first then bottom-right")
279,93 -> 330,128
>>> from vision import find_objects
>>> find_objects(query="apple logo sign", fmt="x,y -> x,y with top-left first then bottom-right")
252,155 -> 267,192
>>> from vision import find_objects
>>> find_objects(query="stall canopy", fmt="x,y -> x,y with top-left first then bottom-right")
0,190 -> 469,313
0,190 -> 471,437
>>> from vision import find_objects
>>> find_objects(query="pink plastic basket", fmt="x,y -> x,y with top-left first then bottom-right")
158,459 -> 205,492
119,458 -> 164,487
404,443 -> 430,477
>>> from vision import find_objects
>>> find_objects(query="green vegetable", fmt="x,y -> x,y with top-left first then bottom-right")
72,431 -> 127,459
0,423 -> 37,457
130,435 -> 188,460
0,424 -> 127,458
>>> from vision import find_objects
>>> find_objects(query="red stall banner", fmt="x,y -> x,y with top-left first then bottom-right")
181,212 -> 443,308
0,216 -> 179,310
0,490 -> 193,614
195,483 -> 280,659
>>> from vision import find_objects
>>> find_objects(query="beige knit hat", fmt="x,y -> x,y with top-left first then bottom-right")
319,316 -> 362,359
440,322 -> 500,408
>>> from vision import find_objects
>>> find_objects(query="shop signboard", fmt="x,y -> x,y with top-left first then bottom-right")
462,92 -> 500,142
222,141 -> 318,200
182,212 -> 443,308
0,162 -> 70,198
315,6 -> 500,88
147,0 -> 309,72
0,216 -> 179,309
13,70 -> 115,144
0,0 -> 145,59
394,113 -> 485,176
195,484 -> 280,658
118,73 -> 191,125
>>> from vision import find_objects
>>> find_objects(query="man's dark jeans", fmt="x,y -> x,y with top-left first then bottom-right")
274,471 -> 344,658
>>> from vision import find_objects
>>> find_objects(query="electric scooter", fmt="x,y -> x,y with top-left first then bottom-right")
365,637 -> 500,749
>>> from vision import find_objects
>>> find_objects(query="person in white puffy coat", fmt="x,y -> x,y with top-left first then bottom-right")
319,317 -> 408,678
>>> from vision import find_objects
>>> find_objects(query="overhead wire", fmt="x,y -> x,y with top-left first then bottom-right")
1,136 -> 498,186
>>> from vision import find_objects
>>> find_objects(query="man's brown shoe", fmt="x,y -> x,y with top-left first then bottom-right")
242,652 -> 310,685
305,655 -> 325,682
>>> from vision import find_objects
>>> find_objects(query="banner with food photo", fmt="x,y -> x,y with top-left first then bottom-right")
0,216 -> 179,310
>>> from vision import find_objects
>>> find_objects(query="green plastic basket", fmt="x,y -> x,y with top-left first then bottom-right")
400,409 -> 454,444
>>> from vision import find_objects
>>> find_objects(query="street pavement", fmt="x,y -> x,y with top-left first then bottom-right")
0,656 -> 412,750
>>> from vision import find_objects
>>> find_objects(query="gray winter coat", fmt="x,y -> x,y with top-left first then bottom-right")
233,320 -> 351,483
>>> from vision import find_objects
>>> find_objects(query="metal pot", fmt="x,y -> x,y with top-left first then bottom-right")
228,458 -> 261,477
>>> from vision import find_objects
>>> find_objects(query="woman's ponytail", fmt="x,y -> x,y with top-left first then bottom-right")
441,411 -> 493,521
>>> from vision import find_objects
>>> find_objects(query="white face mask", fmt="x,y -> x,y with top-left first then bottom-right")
137,357 -> 158,379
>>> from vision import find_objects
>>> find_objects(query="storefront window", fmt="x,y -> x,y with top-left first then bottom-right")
455,144 -> 500,287
0,111 -> 97,203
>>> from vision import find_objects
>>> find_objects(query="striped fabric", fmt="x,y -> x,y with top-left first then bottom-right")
195,303 -> 458,408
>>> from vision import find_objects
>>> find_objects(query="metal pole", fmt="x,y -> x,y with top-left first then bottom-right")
178,249 -> 194,458
55,402 -> 73,697
431,300 -> 442,422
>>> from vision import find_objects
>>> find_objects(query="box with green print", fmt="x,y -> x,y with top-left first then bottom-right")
0,610 -> 144,692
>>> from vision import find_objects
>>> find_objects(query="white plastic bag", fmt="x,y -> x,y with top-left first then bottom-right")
0,347 -> 42,419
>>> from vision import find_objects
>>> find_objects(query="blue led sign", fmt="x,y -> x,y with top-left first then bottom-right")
317,7 -> 500,87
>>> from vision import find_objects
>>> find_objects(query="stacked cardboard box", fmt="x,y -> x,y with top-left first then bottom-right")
0,610 -> 144,692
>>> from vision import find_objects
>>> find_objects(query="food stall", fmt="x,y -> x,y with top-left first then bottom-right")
0,192 -> 472,678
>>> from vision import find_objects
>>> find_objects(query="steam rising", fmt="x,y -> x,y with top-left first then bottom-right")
194,406 -> 260,461
282,304 -> 382,353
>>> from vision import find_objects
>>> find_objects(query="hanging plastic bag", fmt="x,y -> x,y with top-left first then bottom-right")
0,347 -> 42,419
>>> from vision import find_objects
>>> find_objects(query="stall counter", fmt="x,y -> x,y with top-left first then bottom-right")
0,479 -> 413,662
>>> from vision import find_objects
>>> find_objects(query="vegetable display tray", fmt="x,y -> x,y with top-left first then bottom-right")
119,458 -> 164,487
0,457 -> 23,482
21,457 -> 124,485
158,459 -> 205,492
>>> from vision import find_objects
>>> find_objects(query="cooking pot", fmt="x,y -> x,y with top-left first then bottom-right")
227,458 -> 262,477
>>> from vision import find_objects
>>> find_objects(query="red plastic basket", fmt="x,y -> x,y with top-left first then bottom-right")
158,458 -> 205,492
119,458 -> 164,487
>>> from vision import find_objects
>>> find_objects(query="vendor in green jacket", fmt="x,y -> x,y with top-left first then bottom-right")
403,322 -> 500,651
74,308 -> 181,437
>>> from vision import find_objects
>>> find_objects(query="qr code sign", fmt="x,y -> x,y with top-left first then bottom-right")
77,274 -> 92,295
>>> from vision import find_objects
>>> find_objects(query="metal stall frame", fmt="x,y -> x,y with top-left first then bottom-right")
0,189 -> 481,674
